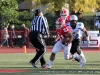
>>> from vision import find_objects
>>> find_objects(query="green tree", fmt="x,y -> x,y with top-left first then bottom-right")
24,0 -> 42,10
0,0 -> 18,25
15,11 -> 32,29
72,0 -> 97,13
96,0 -> 100,11
41,0 -> 67,13
24,0 -> 100,13
24,0 -> 68,14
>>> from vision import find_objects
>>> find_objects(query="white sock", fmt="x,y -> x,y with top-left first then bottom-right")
72,53 -> 78,59
72,53 -> 81,61
80,52 -> 85,57
80,52 -> 86,63
48,60 -> 53,66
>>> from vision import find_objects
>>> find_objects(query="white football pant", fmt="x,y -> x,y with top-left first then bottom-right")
52,41 -> 71,60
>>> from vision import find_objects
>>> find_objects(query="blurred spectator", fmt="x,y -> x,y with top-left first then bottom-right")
9,25 -> 16,48
0,25 -> 9,48
20,24 -> 29,48
76,12 -> 83,22
95,12 -> 100,36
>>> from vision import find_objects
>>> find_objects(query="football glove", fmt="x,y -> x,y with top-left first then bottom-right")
52,41 -> 57,45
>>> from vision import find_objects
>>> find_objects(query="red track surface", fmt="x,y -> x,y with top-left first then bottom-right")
0,47 -> 100,53
0,70 -> 31,73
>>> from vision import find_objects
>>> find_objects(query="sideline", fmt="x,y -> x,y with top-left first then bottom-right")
0,46 -> 99,54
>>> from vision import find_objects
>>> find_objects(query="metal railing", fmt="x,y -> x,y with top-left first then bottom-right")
0,30 -> 56,47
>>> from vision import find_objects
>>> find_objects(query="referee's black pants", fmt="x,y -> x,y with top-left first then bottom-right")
29,31 -> 46,66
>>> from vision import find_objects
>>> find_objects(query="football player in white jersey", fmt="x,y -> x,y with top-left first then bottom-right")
95,12 -> 100,36
66,15 -> 90,68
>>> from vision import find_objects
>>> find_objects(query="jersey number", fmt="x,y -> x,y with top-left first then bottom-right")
63,28 -> 68,32
75,34 -> 79,39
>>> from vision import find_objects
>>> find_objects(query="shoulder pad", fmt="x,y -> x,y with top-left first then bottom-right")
76,22 -> 84,29
77,22 -> 84,26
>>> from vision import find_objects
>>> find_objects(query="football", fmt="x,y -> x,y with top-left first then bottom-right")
62,36 -> 69,43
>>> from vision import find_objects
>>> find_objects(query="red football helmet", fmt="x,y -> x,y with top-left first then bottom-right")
60,9 -> 68,16
55,17 -> 65,25
55,17 -> 65,29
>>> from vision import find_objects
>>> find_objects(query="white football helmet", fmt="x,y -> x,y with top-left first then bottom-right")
70,15 -> 78,21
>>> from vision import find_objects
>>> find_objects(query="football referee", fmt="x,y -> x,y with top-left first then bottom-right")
29,9 -> 50,68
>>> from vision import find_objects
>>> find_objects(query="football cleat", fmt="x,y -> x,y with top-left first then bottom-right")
79,57 -> 86,68
29,61 -> 38,68
41,65 -> 48,69
45,64 -> 52,69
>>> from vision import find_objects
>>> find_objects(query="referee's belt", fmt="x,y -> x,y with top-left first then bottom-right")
30,31 -> 43,35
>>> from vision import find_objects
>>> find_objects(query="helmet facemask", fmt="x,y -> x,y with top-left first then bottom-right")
70,15 -> 78,29
61,15 -> 67,19
60,9 -> 68,19
70,20 -> 77,29
55,18 -> 65,29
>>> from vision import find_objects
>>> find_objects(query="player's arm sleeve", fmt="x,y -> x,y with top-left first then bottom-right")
83,27 -> 89,36
81,23 -> 89,37
95,21 -> 100,27
80,22 -> 85,31
83,27 -> 90,42
81,22 -> 88,35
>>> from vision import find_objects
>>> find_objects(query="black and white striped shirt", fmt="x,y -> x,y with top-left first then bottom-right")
30,16 -> 49,35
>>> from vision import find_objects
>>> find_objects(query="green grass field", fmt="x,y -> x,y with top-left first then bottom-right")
0,52 -> 100,75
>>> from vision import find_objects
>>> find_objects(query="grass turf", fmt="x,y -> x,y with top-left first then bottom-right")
0,52 -> 100,75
